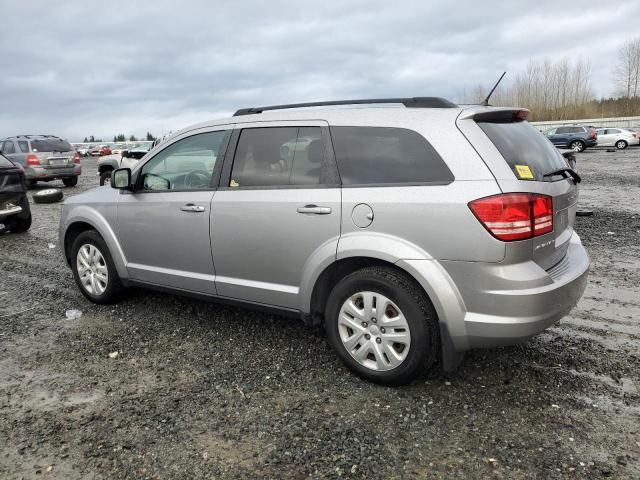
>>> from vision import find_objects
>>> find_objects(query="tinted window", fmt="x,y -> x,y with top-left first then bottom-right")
0,154 -> 13,167
556,127 -> 571,134
477,120 -> 567,181
2,141 -> 16,154
230,127 -> 326,187
17,140 -> 29,152
330,126 -> 453,185
568,127 -> 584,133
30,138 -> 72,152
140,130 -> 229,191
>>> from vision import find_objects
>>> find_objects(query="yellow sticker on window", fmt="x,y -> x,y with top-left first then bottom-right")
230,179 -> 239,187
515,165 -> 534,180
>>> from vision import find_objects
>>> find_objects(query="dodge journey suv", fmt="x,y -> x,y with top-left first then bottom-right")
59,97 -> 589,385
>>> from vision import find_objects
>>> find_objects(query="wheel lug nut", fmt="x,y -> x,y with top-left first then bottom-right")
376,337 -> 382,344
365,334 -> 371,340
380,327 -> 386,334
362,321 -> 368,328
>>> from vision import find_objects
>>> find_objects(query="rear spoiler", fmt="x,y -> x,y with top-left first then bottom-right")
458,107 -> 530,122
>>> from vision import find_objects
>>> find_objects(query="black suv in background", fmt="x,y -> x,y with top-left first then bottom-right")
543,125 -> 597,152
0,154 -> 31,233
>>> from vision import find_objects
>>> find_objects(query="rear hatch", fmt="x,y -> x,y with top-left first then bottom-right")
458,108 -> 578,270
30,138 -> 74,167
0,157 -> 26,213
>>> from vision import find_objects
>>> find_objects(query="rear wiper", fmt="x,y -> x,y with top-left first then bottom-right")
543,167 -> 581,184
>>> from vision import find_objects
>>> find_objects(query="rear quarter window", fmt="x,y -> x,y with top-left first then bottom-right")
477,120 -> 567,181
330,126 -> 453,185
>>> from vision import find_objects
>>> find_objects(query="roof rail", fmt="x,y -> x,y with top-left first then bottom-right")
233,97 -> 457,116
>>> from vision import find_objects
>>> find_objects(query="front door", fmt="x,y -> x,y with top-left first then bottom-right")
211,123 -> 341,309
116,128 -> 231,294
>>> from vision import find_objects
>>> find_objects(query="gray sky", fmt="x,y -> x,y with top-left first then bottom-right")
1,0 -> 638,141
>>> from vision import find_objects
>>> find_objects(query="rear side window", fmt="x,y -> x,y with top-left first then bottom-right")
330,126 -> 453,185
477,120 -> 567,181
18,140 -> 29,152
230,127 -> 327,187
30,138 -> 72,152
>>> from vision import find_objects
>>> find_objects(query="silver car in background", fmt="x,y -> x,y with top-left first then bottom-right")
58,98 -> 589,385
596,127 -> 640,149
1,135 -> 81,187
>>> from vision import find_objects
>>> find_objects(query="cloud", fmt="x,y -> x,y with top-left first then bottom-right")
0,0 -> 638,141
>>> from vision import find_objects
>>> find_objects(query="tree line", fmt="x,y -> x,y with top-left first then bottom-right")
465,36 -> 640,121
82,132 -> 156,143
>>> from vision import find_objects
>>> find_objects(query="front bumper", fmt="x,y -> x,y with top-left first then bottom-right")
25,165 -> 81,181
439,233 -> 589,350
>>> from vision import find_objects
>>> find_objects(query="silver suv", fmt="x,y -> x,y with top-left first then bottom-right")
58,98 -> 589,385
1,135 -> 81,187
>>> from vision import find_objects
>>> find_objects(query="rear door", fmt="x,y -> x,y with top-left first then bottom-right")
211,121 -> 341,309
459,110 -> 578,270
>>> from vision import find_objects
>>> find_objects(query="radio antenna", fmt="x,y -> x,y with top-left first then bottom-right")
481,71 -> 506,106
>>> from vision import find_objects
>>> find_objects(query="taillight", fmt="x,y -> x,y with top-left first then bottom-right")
469,193 -> 553,242
73,152 -> 81,164
26,154 -> 41,166
589,128 -> 597,139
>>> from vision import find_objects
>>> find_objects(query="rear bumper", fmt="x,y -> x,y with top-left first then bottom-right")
439,232 -> 589,350
585,139 -> 597,147
0,204 -> 22,219
25,165 -> 81,181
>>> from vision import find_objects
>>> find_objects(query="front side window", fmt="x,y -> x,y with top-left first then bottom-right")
229,127 -> 325,187
140,130 -> 229,191
330,126 -> 453,185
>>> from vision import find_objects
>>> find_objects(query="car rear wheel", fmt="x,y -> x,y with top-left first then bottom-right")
325,266 -> 440,385
570,140 -> 585,152
71,230 -> 124,304
63,176 -> 78,187
616,140 -> 628,150
99,170 -> 112,186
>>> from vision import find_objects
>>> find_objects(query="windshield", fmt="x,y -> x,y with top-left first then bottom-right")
477,120 -> 567,181
30,138 -> 73,153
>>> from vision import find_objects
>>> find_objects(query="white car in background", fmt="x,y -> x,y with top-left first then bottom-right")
596,128 -> 639,150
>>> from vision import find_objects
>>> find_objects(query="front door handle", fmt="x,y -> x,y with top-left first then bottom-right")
297,205 -> 332,215
180,204 -> 205,213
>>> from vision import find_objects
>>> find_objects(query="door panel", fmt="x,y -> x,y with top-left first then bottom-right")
117,191 -> 216,293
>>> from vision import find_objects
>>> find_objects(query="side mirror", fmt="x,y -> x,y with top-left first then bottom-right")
111,168 -> 132,190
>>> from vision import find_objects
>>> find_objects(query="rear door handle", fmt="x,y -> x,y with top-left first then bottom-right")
297,205 -> 332,215
180,204 -> 205,213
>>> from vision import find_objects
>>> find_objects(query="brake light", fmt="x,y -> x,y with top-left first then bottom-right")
73,152 -> 81,164
513,110 -> 529,121
589,128 -> 597,139
26,154 -> 41,166
469,193 -> 553,241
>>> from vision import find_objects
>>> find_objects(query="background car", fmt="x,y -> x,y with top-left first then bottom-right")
89,145 -> 112,156
544,125 -> 597,152
76,144 -> 91,156
97,145 -> 150,185
0,153 -> 31,233
1,135 -> 81,187
595,128 -> 639,149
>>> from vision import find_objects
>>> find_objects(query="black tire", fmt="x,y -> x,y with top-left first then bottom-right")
569,140 -> 585,152
9,196 -> 32,233
616,140 -> 628,150
70,230 -> 124,304
27,179 -> 37,188
32,188 -> 63,204
63,176 -> 78,187
325,266 -> 440,386
99,170 -> 112,186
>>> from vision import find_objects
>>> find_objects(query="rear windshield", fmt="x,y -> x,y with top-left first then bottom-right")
0,154 -> 13,168
30,138 -> 73,153
477,120 -> 567,181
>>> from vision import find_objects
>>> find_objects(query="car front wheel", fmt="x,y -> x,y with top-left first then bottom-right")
325,266 -> 440,385
71,230 -> 124,304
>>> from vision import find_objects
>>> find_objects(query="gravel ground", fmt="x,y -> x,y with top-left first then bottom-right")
1,149 -> 639,479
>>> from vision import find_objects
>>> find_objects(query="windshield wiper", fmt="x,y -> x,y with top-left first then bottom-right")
543,167 -> 581,184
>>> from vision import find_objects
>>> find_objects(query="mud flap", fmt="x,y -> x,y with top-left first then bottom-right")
439,322 -> 465,372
